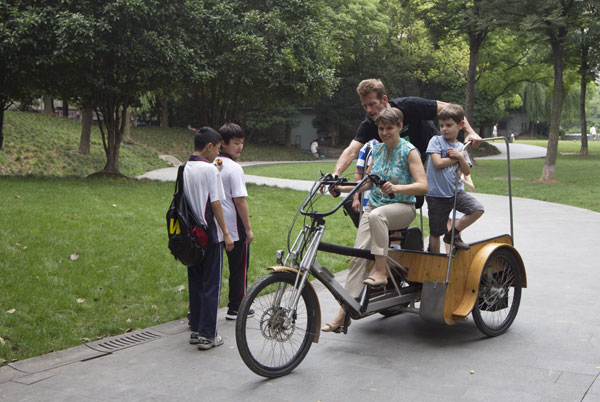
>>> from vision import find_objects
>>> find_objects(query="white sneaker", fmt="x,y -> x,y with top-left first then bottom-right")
197,335 -> 224,350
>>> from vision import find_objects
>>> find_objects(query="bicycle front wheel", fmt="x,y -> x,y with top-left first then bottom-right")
235,271 -> 319,378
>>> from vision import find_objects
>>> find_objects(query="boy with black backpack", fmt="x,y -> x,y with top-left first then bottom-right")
184,127 -> 234,350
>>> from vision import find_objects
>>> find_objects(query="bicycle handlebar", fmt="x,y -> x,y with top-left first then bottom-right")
299,173 -> 390,219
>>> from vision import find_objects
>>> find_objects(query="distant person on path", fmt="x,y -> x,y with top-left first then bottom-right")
590,124 -> 597,141
311,139 -> 324,159
184,127 -> 234,350
216,123 -> 254,321
329,79 -> 482,208
425,104 -> 484,253
493,124 -> 498,137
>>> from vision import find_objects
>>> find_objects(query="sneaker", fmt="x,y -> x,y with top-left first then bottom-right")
443,231 -> 470,250
225,308 -> 255,321
197,334 -> 224,350
189,332 -> 200,344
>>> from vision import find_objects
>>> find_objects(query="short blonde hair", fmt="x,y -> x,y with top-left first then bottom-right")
356,79 -> 387,99
375,108 -> 404,126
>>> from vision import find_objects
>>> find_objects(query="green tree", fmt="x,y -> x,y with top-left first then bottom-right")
499,0 -> 580,182
570,0 -> 600,155
183,0 -> 338,140
422,0 -> 496,123
52,0 -> 191,175
313,0 -> 391,144
0,1 -> 51,150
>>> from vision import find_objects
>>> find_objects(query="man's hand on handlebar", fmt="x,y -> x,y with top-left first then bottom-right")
320,173 -> 345,197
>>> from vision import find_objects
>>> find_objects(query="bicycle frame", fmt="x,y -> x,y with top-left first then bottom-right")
279,174 -> 422,321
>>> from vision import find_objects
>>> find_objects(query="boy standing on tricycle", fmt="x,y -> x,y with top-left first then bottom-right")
425,104 -> 484,253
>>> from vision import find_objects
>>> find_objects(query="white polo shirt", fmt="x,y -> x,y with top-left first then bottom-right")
183,157 -> 226,243
215,154 -> 248,242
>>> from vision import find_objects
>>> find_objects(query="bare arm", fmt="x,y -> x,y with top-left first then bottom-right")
233,197 -> 253,244
210,200 -> 234,251
430,152 -> 457,169
463,173 -> 475,192
337,178 -> 373,194
333,140 -> 363,177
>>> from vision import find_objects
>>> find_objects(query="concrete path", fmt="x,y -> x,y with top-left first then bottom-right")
135,143 -> 547,183
3,142 -> 598,402
482,142 -> 546,160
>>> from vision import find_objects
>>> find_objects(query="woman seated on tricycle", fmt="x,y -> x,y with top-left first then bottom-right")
322,107 -> 428,333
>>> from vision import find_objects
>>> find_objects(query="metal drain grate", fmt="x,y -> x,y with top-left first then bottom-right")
86,330 -> 162,353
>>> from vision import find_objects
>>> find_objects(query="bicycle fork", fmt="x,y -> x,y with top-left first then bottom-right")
281,225 -> 325,328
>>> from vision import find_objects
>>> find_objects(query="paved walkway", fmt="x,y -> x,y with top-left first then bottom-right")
3,142 -> 599,402
135,143 -> 547,183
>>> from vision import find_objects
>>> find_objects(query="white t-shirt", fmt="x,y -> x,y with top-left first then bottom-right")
590,126 -> 597,135
183,158 -> 226,242
310,141 -> 318,154
215,154 -> 248,242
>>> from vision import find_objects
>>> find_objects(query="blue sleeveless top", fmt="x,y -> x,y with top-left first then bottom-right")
368,138 -> 417,206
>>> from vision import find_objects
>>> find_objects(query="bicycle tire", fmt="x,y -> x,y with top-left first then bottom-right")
235,271 -> 319,378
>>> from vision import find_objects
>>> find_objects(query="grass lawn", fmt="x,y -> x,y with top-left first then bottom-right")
245,139 -> 600,212
0,177 -> 360,363
0,110 -> 314,178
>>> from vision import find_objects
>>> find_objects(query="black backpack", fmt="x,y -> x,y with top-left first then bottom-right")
166,163 -> 209,266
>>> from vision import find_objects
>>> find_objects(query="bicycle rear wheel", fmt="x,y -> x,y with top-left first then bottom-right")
472,249 -> 522,337
235,271 -> 319,378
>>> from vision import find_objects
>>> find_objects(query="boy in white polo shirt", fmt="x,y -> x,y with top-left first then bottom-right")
217,123 -> 254,320
184,127 -> 234,350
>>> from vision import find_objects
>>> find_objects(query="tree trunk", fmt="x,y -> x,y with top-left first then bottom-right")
465,31 -> 485,123
99,99 -> 126,175
79,108 -> 93,154
62,99 -> 69,118
160,97 -> 169,128
123,107 -> 131,141
540,36 -> 565,182
42,95 -> 54,116
579,31 -> 588,156
0,108 -> 4,150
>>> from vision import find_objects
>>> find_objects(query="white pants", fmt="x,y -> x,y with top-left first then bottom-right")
344,203 -> 416,297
